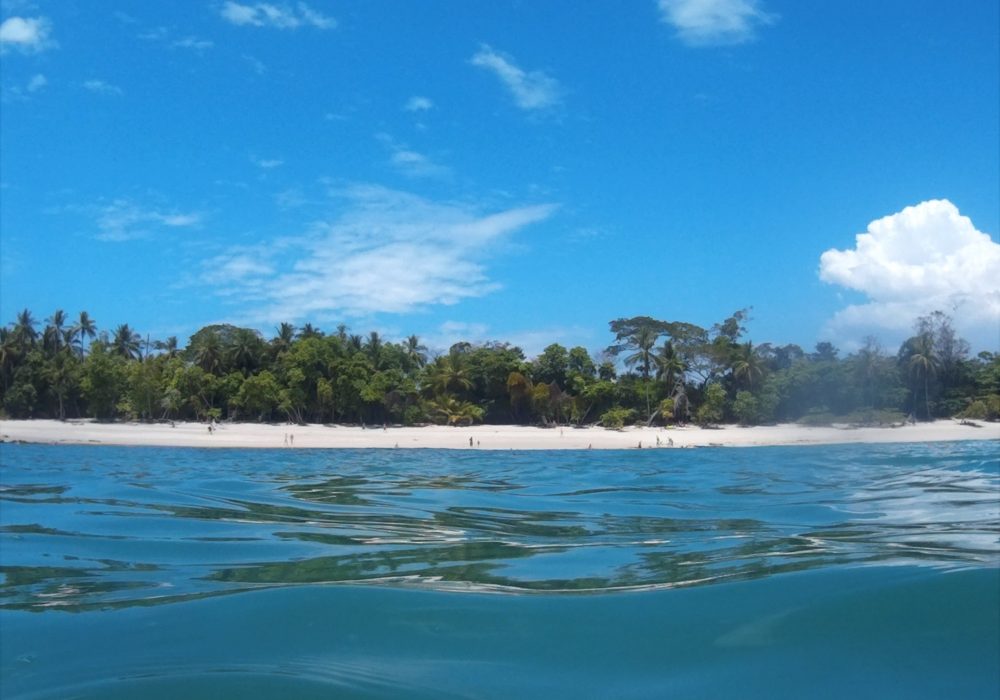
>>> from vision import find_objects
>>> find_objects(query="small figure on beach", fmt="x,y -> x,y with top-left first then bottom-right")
656,436 -> 661,446
668,437 -> 674,447
289,434 -> 294,446
638,441 -> 642,449
469,436 -> 474,447
284,433 -> 288,446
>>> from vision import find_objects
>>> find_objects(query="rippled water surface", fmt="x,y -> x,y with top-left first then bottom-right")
1,441 -> 998,698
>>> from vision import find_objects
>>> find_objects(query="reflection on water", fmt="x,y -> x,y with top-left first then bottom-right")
1,440 -> 997,611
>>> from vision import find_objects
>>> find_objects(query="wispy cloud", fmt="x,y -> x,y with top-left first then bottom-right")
219,2 -> 336,30
0,15 -> 56,53
199,185 -> 557,322
404,96 -> 434,112
657,0 -> 775,46
26,73 -> 46,92
819,199 -> 1000,350
252,156 -> 284,169
83,79 -> 123,96
470,45 -> 561,111
242,54 -> 267,75
376,133 -> 449,179
91,199 -> 202,242
172,36 -> 214,51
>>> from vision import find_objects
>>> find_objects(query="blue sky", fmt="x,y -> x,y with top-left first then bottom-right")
2,0 -> 998,355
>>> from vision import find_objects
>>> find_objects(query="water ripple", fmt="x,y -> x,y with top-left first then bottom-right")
1,440 -> 997,611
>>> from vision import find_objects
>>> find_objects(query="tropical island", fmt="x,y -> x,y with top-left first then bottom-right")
1,307 -> 997,448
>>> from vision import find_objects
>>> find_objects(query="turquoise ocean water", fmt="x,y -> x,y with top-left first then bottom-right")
1,440 -> 997,698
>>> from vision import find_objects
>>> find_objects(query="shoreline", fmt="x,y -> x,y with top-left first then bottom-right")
1,418 -> 996,451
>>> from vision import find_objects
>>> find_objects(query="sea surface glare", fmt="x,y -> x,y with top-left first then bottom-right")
1,440 -> 998,698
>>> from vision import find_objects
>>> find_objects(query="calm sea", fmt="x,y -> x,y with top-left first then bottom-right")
1,440 -> 998,698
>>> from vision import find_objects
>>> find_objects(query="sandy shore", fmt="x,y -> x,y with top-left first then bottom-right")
1,418 -> 996,450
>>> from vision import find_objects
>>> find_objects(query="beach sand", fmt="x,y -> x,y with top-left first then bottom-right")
1,418 -> 996,450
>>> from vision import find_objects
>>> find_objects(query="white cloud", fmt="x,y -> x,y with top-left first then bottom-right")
253,157 -> 284,169
219,2 -> 335,29
819,199 -> 1000,350
26,73 -> 46,92
377,133 -> 449,178
470,45 -> 561,111
404,96 -> 434,112
83,79 -> 123,96
172,36 -> 214,51
93,199 -> 202,241
389,149 -> 448,178
0,15 -> 55,53
201,185 -> 557,321
657,0 -> 774,46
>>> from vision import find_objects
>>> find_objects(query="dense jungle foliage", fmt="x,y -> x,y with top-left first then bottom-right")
1,308 -> 997,428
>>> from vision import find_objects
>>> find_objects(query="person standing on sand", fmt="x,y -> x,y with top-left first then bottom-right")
469,436 -> 474,447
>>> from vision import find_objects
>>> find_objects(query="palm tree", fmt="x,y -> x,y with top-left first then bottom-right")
12,308 -> 38,351
229,328 -> 261,376
364,331 -> 384,368
298,323 -> 323,340
0,328 -> 19,391
654,340 -> 685,397
624,326 -> 658,419
154,336 -> 180,359
272,322 -> 296,356
347,333 -> 363,354
71,311 -> 98,357
429,352 -> 473,396
43,309 -> 69,355
908,333 -> 938,420
194,331 -> 224,374
112,324 -> 142,360
854,336 -> 882,410
404,334 -> 428,370
731,341 -> 765,391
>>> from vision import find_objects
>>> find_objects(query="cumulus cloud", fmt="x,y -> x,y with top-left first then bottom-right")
0,15 -> 56,53
93,199 -> 202,241
471,45 -> 561,111
820,199 -> 1000,350
657,0 -> 774,46
219,2 -> 335,29
200,185 -> 557,321
83,79 -> 123,96
404,96 -> 434,112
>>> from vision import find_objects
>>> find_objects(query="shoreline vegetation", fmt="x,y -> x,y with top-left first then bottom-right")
1,418 -> 996,450
1,308 -> 998,438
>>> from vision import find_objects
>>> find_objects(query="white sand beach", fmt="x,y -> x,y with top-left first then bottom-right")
1,418 -> 995,450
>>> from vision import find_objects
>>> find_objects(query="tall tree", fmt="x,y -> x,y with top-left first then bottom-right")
654,340 -> 685,397
623,326 -> 658,419
404,334 -> 428,369
111,324 -> 142,360
71,311 -> 98,357
731,341 -> 765,391
12,308 -> 38,351
43,309 -> 69,355
906,333 -> 938,420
